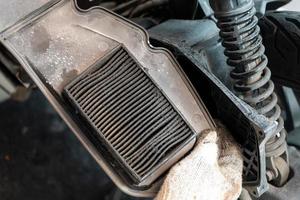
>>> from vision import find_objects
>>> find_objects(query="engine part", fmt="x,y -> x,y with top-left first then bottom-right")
149,19 -> 276,197
128,0 -> 168,17
209,0 -> 289,191
260,146 -> 300,200
0,0 -> 213,197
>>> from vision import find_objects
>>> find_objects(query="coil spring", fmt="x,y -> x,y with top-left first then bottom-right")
214,3 -> 287,161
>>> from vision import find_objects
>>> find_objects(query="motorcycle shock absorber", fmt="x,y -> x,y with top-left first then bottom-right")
209,0 -> 289,187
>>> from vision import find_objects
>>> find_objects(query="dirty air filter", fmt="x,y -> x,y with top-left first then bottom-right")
63,46 -> 195,185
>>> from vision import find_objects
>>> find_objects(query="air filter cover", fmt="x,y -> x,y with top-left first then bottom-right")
0,0 -> 214,196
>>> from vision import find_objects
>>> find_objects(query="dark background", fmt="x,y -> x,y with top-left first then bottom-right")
0,90 -> 138,200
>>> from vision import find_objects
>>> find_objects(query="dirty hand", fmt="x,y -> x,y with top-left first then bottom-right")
156,125 -> 243,200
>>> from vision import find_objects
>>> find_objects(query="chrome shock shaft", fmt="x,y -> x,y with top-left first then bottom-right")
209,0 -> 289,187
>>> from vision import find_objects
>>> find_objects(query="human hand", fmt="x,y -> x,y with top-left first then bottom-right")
156,125 -> 243,200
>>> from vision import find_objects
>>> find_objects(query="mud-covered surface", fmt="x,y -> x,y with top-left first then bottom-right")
0,90 -> 143,200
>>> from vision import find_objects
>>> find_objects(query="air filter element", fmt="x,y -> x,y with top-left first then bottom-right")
63,46 -> 195,185
0,0 -> 214,196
